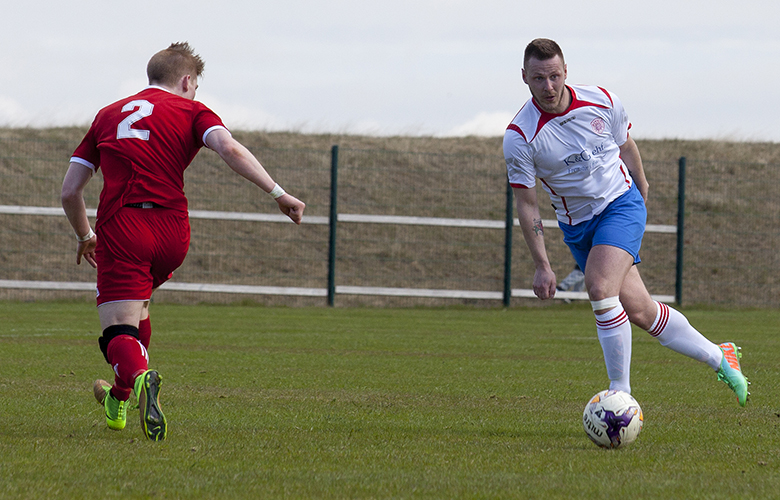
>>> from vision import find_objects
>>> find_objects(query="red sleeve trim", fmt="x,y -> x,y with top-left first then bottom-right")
506,124 -> 527,141
509,182 -> 531,189
597,86 -> 613,106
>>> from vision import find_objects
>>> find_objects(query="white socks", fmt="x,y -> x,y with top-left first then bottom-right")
648,301 -> 722,370
595,304 -> 632,394
593,300 -> 723,394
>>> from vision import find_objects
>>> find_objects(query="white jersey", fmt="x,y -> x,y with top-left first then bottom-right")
504,84 -> 632,225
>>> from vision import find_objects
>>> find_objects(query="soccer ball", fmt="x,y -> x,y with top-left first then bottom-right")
582,389 -> 643,449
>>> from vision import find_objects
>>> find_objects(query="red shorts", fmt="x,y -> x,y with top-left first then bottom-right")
95,207 -> 190,306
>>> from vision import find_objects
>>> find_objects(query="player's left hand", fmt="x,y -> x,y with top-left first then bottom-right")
637,180 -> 649,203
276,194 -> 306,225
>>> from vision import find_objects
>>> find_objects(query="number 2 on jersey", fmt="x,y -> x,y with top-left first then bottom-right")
117,100 -> 154,141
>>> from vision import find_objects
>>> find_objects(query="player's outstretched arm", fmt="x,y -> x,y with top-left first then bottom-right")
514,186 -> 556,300
61,162 -> 97,267
206,129 -> 305,224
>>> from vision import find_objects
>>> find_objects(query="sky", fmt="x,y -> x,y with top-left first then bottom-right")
3,0 -> 779,141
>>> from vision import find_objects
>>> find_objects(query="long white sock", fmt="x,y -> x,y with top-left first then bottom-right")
647,301 -> 722,370
595,304 -> 632,394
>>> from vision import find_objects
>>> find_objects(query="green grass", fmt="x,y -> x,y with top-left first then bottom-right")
1,301 -> 779,499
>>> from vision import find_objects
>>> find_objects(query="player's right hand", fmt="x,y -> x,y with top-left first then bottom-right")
533,267 -> 557,300
77,236 -> 97,268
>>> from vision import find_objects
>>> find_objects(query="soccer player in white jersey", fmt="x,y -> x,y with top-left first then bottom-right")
503,38 -> 749,406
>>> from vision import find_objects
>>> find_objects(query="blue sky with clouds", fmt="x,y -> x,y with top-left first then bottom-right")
2,0 -> 779,140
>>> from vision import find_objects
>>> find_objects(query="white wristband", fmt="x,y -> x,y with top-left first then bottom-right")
269,183 -> 286,199
77,228 -> 95,242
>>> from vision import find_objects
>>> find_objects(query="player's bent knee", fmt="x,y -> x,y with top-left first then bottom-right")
590,296 -> 621,312
628,308 -> 657,331
98,324 -> 140,364
622,299 -> 659,331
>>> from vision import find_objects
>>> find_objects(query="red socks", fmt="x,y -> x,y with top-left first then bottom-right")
106,334 -> 149,401
139,317 -> 151,349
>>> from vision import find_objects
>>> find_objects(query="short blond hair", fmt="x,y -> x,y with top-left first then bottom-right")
146,42 -> 205,87
523,38 -> 565,68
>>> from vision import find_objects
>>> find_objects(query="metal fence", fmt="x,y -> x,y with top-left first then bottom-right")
679,158 -> 780,307
0,131 -> 776,308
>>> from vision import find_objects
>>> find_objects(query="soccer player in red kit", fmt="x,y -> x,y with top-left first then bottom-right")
61,42 -> 305,441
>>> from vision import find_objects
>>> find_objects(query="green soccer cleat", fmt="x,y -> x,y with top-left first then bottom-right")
717,342 -> 750,407
134,370 -> 167,441
104,391 -> 127,431
93,379 -> 112,405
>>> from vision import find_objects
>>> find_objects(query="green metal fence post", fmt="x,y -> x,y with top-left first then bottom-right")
503,180 -> 513,307
327,145 -> 339,306
675,157 -> 686,306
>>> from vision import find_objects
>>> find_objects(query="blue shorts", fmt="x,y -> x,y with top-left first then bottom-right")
559,183 -> 646,272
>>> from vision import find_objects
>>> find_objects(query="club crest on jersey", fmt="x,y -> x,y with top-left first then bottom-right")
591,118 -> 606,135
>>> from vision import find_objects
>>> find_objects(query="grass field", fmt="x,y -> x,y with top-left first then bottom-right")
1,301 -> 779,499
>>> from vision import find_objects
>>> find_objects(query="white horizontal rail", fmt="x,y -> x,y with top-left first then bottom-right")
336,285 -> 503,300
0,280 -> 675,304
0,205 -> 677,303
0,280 -> 98,291
0,205 -> 677,233
0,205 -> 97,217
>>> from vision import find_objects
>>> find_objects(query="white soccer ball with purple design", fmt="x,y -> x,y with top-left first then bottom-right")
582,389 -> 643,449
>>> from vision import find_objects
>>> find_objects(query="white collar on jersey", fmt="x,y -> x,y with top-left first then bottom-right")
144,85 -> 174,94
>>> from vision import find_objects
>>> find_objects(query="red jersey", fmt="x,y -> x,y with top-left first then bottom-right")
71,86 -> 227,228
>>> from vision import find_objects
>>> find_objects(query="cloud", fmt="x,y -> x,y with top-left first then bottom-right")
5,1 -> 780,141
197,92 -> 290,132
0,96 -> 32,127
441,112 -> 514,138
